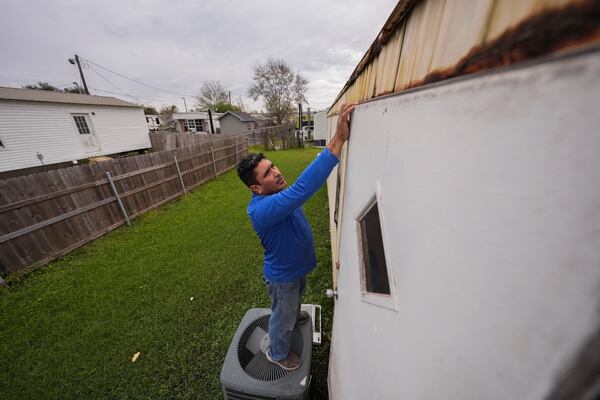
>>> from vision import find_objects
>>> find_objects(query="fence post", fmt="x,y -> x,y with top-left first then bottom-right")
172,151 -> 187,194
235,137 -> 238,166
106,171 -> 131,226
210,145 -> 218,177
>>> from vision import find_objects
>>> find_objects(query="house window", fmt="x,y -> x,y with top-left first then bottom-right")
73,115 -> 91,134
184,119 -> 204,132
146,117 -> 149,123
155,118 -> 160,124
358,200 -> 390,295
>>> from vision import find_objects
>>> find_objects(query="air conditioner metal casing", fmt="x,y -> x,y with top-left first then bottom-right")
220,308 -> 312,400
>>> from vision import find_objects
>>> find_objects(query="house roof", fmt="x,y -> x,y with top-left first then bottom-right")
0,86 -> 141,108
172,112 -> 224,120
217,111 -> 257,122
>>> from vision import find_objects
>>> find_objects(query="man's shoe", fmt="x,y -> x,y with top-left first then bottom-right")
296,310 -> 310,325
266,348 -> 301,371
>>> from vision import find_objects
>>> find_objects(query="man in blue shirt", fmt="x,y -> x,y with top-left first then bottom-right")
236,103 -> 356,371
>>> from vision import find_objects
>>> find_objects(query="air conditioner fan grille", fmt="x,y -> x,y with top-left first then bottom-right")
236,314 -> 303,382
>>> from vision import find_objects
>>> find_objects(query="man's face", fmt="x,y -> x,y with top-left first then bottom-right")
250,158 -> 287,195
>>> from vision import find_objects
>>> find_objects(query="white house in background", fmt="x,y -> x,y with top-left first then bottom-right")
0,86 -> 151,176
313,110 -> 327,145
172,111 -> 223,134
145,114 -> 164,131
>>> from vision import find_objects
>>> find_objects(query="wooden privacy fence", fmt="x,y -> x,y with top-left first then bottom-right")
149,131 -> 214,151
260,124 -> 304,150
149,124 -> 300,152
0,135 -> 249,275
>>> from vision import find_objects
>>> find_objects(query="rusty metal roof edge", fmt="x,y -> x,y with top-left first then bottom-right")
357,43 -> 600,108
327,0 -> 419,114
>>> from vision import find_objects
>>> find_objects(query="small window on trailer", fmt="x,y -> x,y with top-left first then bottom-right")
155,117 -> 160,124
72,115 -> 91,134
357,197 -> 390,295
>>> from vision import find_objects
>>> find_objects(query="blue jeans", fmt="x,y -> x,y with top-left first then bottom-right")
263,276 -> 307,361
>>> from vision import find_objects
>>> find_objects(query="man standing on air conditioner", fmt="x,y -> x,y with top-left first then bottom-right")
236,103 -> 356,371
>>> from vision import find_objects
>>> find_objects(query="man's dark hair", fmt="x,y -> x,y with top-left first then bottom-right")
237,152 -> 265,187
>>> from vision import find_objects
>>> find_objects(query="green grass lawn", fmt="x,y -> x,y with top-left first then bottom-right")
0,148 -> 334,399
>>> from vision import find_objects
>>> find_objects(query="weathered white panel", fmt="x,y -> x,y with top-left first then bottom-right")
330,50 -> 600,399
0,101 -> 150,172
313,110 -> 327,141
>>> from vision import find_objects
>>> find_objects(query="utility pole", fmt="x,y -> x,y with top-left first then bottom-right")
182,97 -> 188,112
228,91 -> 232,107
298,103 -> 303,130
307,107 -> 312,139
208,109 -> 215,134
68,54 -> 90,95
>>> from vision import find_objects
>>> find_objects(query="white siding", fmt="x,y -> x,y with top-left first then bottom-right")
0,100 -> 150,172
313,110 -> 327,141
328,51 -> 600,399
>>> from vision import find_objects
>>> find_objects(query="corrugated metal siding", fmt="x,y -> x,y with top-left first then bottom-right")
328,0 -> 599,116
0,101 -> 150,172
485,0 -> 573,41
374,22 -> 406,96
394,0 -> 447,91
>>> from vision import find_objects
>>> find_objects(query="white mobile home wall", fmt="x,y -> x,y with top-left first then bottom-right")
0,101 -> 150,172
326,50 -> 600,399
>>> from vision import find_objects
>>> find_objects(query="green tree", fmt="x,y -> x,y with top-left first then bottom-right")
213,101 -> 241,113
143,105 -> 159,115
248,59 -> 307,125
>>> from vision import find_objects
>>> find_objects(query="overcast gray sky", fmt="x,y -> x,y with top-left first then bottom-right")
0,0 -> 397,112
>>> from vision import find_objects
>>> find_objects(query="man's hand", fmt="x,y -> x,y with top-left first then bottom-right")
328,102 -> 357,157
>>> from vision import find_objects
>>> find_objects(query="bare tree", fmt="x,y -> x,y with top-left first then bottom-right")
248,59 -> 308,125
159,104 -> 179,130
195,80 -> 228,111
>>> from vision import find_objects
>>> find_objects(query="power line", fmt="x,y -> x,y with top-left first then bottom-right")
87,65 -> 142,103
81,56 -> 198,98
90,87 -> 177,103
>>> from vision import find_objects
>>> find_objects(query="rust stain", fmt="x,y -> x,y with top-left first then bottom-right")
415,0 -> 600,89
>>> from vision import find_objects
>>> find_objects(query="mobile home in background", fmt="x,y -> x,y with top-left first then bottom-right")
0,87 -> 151,179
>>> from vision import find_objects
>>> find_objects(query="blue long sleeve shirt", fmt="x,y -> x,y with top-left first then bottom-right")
248,148 -> 339,283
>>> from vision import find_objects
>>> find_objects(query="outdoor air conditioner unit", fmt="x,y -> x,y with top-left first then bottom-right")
220,307 -> 313,400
